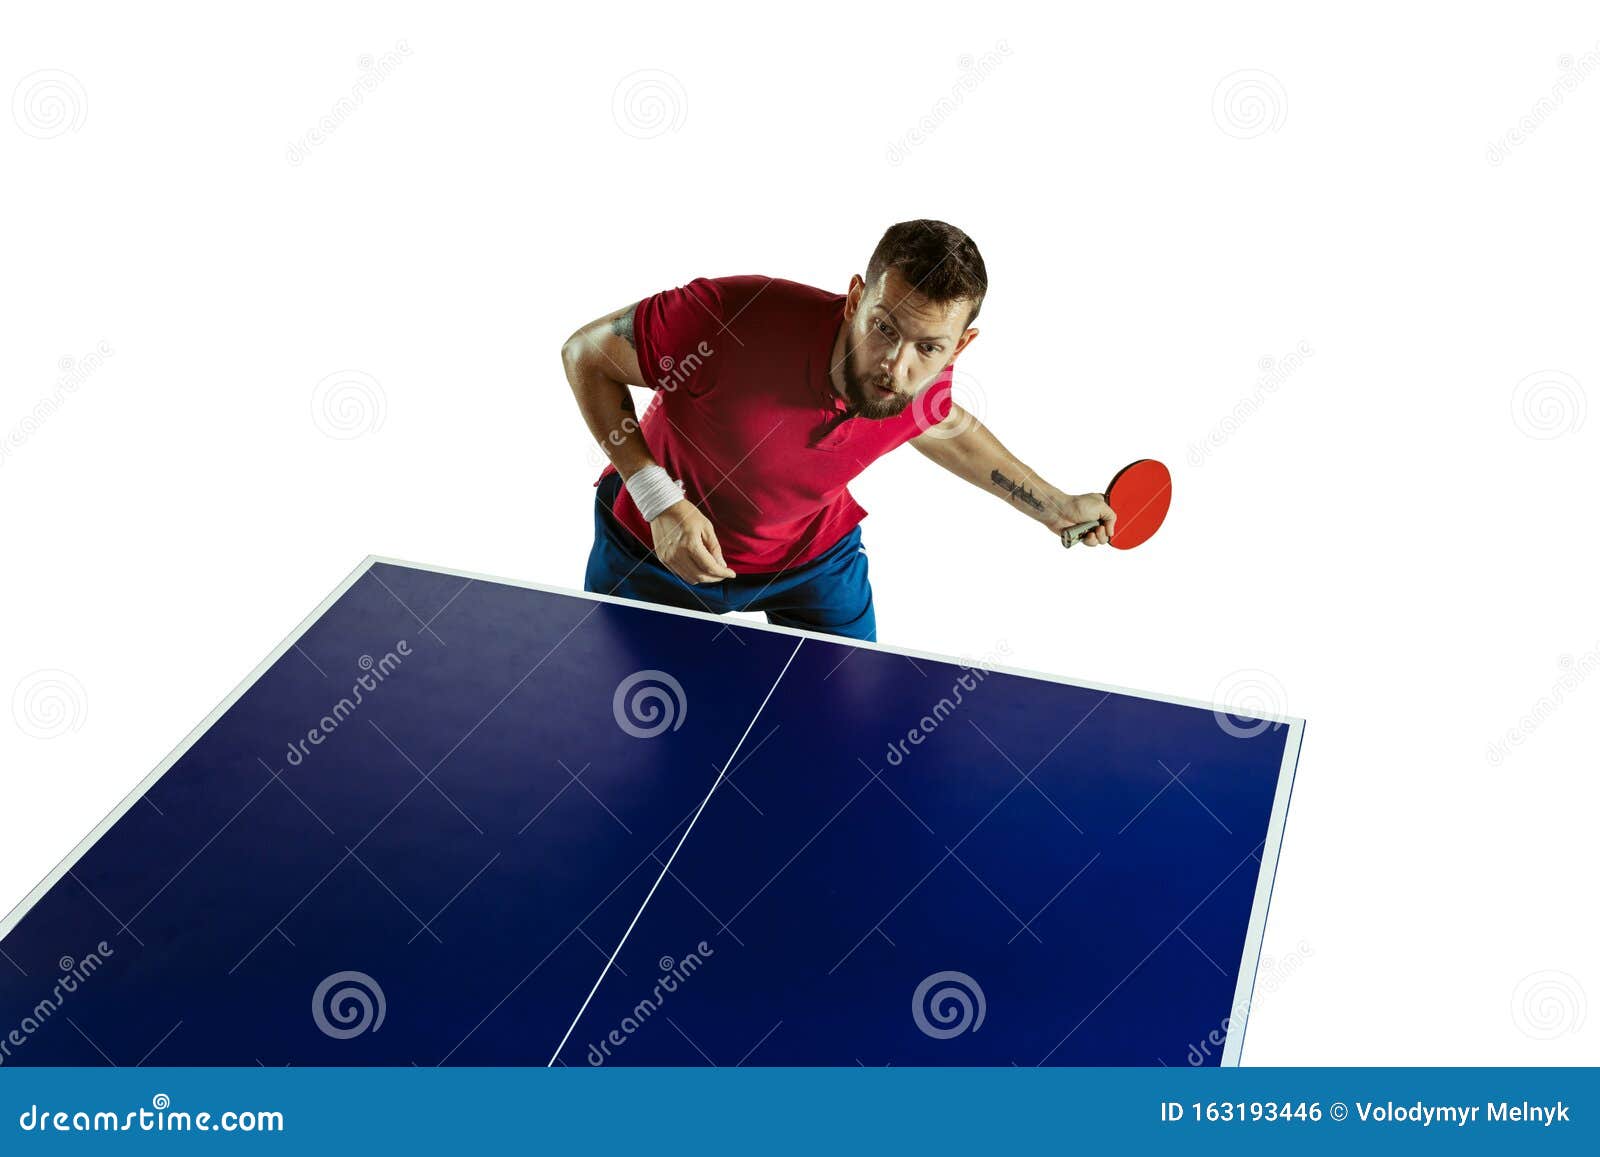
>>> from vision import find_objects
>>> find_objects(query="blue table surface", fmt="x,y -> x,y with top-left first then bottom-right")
0,561 -> 1297,1067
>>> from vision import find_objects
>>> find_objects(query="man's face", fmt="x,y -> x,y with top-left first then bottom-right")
838,268 -> 976,419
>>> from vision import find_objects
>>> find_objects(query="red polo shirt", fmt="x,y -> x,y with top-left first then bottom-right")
595,275 -> 954,573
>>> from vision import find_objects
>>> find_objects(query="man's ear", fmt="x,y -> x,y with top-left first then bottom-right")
953,327 -> 980,359
843,274 -> 866,318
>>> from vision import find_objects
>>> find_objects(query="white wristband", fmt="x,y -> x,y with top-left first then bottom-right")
624,465 -> 686,522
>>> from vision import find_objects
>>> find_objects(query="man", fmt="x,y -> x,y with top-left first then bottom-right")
563,219 -> 1114,642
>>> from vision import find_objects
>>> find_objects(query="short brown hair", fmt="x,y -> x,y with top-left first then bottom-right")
864,219 -> 988,325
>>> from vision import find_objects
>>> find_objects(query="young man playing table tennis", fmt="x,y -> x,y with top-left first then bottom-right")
563,219 -> 1115,642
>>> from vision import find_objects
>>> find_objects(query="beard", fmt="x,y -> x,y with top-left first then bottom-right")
840,337 -> 913,420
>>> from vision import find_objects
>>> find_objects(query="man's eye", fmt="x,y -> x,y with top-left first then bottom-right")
876,320 -> 895,337
919,344 -> 939,356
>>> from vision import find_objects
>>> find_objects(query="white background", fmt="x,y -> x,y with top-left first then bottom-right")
2,2 -> 1595,1065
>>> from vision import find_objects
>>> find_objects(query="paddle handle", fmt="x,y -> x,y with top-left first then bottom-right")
1060,518 -> 1103,549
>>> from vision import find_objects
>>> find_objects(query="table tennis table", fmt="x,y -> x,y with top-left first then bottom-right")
0,557 -> 1302,1067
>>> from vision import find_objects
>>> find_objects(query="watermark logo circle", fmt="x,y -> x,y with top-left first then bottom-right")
910,368 -> 987,441
12,669 -> 88,739
312,970 -> 387,1039
612,70 -> 687,139
1212,70 -> 1287,139
1511,970 -> 1587,1040
311,370 -> 386,439
151,1094 -> 171,1111
13,70 -> 88,139
1510,370 -> 1586,439
1211,669 -> 1288,738
613,670 -> 687,738
912,970 -> 986,1039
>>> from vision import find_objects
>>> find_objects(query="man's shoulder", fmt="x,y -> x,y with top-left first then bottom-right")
689,274 -> 841,317
638,275 -> 841,383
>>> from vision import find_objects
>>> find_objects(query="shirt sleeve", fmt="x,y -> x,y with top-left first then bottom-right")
631,276 -> 730,399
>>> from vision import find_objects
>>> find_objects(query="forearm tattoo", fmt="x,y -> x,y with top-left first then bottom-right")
609,305 -> 638,349
990,469 -> 1045,512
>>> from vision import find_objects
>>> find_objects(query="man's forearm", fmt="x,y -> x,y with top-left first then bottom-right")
570,372 -> 655,478
562,310 -> 656,479
914,411 -> 1068,524
987,463 -> 1055,519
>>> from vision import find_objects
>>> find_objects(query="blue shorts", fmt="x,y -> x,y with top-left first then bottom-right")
583,472 -> 877,641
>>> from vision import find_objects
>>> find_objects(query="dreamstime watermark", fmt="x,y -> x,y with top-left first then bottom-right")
1510,970 -> 1586,1041
586,943 -> 715,1064
912,970 -> 986,1039
17,1094 -> 285,1133
1509,370 -> 1586,440
887,42 -> 1012,165
286,42 -> 411,165
1486,644 -> 1600,766
612,669 -> 687,738
1186,939 -> 1313,1065
1189,341 -> 1313,466
11,669 -> 88,740
12,69 -> 87,139
588,340 -> 716,466
957,641 -> 1013,673
909,365 -> 988,441
1487,44 -> 1600,166
612,70 -> 687,139
1212,70 -> 1287,140
311,369 -> 387,439
0,341 -> 115,469
1211,669 -> 1289,739
881,645 -> 1010,767
282,644 -> 411,767
312,970 -> 386,1039
0,942 -> 115,1066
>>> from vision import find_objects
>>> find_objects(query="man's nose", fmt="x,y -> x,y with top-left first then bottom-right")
888,343 -> 916,382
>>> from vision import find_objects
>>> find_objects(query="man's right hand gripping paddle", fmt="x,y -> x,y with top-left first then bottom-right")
1060,459 -> 1172,551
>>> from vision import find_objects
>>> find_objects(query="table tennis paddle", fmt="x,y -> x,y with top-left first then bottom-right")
1060,458 -> 1171,550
